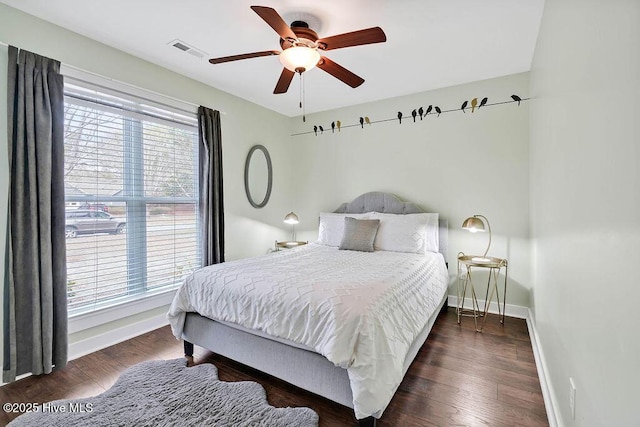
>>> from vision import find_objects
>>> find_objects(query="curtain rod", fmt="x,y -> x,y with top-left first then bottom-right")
1,40 -> 225,115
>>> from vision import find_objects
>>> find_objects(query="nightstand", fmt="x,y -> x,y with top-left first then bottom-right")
456,252 -> 508,332
274,240 -> 307,251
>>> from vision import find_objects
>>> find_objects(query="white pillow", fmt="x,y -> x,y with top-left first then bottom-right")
317,213 -> 371,247
370,212 -> 439,254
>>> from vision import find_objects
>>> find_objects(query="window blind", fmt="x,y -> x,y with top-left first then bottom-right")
63,79 -> 200,315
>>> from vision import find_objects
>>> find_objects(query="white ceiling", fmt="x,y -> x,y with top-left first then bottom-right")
1,0 -> 545,117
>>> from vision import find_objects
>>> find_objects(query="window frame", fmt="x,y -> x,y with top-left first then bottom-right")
61,67 -> 200,329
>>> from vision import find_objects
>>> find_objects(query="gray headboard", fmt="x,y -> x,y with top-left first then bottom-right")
333,192 -> 448,262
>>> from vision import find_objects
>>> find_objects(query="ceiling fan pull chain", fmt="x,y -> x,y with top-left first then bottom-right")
300,72 -> 306,122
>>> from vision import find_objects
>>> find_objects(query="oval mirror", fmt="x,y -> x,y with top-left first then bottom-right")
244,145 -> 272,209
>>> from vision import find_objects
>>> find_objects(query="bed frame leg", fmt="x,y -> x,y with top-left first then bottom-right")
184,340 -> 194,366
440,297 -> 449,314
358,416 -> 376,427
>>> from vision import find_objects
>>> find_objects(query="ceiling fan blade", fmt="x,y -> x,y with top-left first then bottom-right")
209,50 -> 280,64
274,68 -> 295,94
316,56 -> 364,88
251,6 -> 297,41
317,27 -> 387,51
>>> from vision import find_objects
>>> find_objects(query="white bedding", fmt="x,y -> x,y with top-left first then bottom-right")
167,243 -> 448,419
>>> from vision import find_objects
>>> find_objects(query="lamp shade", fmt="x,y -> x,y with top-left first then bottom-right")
279,47 -> 320,72
283,212 -> 299,225
462,216 -> 485,233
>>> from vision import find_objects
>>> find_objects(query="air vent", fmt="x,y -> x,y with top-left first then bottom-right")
168,39 -> 207,60
173,42 -> 190,51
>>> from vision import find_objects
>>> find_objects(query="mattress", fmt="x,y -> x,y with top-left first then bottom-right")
168,243 -> 448,419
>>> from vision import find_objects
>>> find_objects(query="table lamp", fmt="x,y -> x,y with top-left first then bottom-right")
462,214 -> 492,262
283,212 -> 299,241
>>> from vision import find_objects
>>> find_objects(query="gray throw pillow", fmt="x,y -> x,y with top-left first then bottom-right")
339,217 -> 381,252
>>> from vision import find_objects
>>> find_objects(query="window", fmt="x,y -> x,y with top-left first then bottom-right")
63,77 -> 200,316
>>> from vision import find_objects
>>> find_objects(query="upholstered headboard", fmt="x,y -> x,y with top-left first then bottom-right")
333,192 -> 448,262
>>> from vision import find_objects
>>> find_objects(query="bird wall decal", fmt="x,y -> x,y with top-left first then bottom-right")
296,95 -> 525,137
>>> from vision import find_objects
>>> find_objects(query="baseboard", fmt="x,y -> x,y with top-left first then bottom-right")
68,313 -> 170,361
447,295 -> 529,319
526,309 -> 561,427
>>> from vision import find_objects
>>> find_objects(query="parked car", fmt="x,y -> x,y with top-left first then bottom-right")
65,209 -> 126,238
79,202 -> 109,212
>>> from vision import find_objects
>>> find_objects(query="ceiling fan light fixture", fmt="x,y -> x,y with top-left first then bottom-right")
279,46 -> 320,73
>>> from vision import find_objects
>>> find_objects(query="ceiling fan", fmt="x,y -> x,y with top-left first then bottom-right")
209,5 -> 387,94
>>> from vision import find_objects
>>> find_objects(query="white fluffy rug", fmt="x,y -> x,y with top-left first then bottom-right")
9,358 -> 319,427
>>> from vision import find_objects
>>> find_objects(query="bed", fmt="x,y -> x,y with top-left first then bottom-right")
167,192 -> 449,426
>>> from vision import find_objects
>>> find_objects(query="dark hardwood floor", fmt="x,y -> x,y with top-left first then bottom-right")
0,309 -> 548,426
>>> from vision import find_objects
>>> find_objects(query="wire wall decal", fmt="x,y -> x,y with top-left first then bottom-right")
291,94 -> 529,137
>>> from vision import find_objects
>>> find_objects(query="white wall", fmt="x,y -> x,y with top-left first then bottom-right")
288,73 -> 532,307
529,0 -> 640,425
0,3 -> 294,362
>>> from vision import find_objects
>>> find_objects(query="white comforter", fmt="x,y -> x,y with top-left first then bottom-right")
167,243 -> 448,419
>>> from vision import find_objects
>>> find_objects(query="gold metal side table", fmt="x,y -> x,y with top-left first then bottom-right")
457,252 -> 508,332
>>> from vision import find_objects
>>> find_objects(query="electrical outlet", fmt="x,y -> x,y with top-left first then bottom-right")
569,377 -> 576,420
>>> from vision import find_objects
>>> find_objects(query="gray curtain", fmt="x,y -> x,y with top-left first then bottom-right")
3,46 -> 67,382
197,106 -> 224,267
